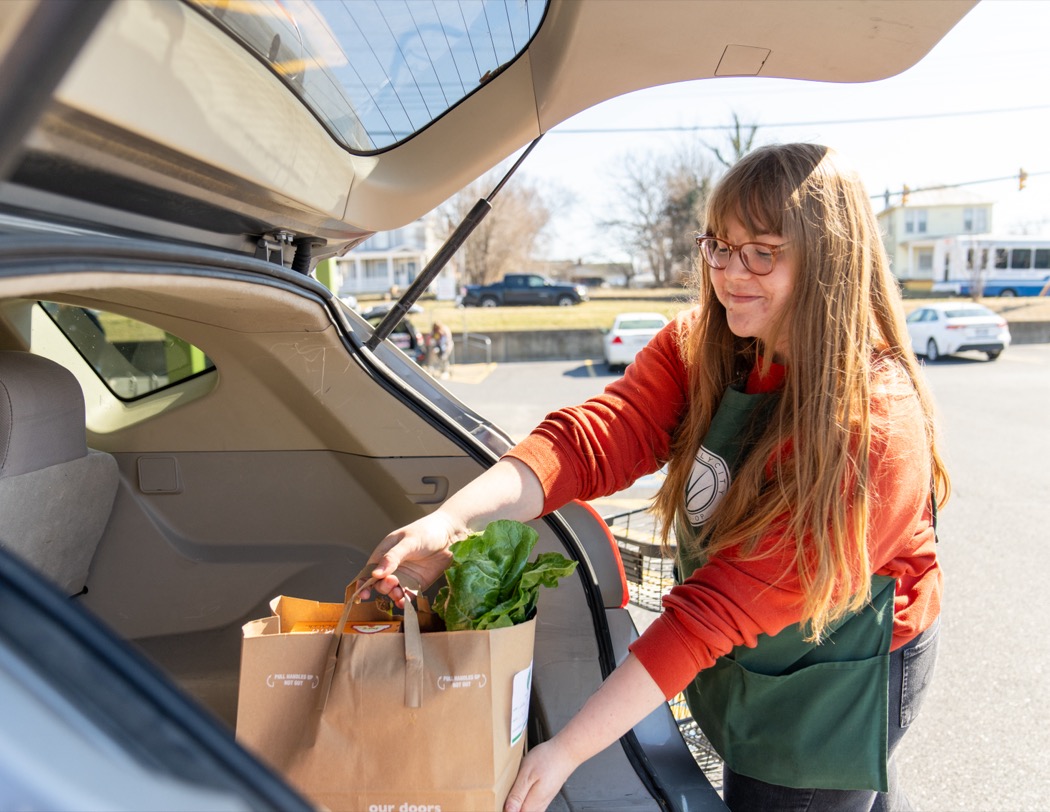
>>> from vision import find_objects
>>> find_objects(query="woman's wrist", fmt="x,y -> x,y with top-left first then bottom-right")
439,458 -> 545,532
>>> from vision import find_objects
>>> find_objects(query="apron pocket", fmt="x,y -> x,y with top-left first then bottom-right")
688,651 -> 890,792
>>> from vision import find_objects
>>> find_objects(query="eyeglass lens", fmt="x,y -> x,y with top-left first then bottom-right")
699,238 -> 777,275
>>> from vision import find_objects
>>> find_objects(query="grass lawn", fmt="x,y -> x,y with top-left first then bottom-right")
97,312 -> 167,342
371,287 -> 1050,333
365,288 -> 698,333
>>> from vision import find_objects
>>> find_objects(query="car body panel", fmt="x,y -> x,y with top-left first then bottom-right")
604,312 -> 670,369
462,273 -> 588,307
0,542 -> 313,812
906,302 -> 1011,360
1,0 -> 975,259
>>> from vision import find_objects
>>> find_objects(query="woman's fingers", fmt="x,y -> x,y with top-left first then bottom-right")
358,513 -> 459,605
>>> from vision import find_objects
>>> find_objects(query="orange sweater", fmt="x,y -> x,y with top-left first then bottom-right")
507,308 -> 941,699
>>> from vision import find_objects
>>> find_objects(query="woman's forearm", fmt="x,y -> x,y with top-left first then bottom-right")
438,456 -> 546,533
504,653 -> 667,812
554,653 -> 666,764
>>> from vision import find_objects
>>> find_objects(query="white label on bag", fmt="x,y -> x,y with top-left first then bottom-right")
510,662 -> 533,745
436,672 -> 487,690
265,673 -> 320,688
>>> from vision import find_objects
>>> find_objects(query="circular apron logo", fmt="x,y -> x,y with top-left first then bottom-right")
685,446 -> 730,526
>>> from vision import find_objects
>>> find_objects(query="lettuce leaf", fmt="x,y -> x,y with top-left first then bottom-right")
433,520 -> 578,631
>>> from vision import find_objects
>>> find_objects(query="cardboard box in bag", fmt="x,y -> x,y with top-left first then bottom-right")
236,587 -> 535,812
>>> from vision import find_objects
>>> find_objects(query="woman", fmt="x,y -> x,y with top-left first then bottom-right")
428,321 -> 453,378
362,143 -> 947,811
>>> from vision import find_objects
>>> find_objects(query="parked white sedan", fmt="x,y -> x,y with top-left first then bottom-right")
604,312 -> 670,371
906,302 -> 1011,361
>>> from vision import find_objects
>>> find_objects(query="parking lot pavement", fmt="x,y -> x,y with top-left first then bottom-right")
446,361 -> 497,384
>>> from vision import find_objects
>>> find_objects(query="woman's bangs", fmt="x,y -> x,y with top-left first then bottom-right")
737,187 -> 783,237
706,172 -> 784,238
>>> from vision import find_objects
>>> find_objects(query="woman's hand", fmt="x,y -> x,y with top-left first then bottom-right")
503,740 -> 578,812
504,654 -> 667,812
358,457 -> 546,605
358,511 -> 463,605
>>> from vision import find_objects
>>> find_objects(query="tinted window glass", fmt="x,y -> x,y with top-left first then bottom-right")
40,302 -> 214,401
1010,249 -> 1032,269
618,319 -> 666,330
190,0 -> 547,152
945,307 -> 995,318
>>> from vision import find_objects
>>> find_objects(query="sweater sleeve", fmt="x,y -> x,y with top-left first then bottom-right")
505,309 -> 696,515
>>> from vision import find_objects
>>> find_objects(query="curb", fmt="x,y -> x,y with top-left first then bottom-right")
451,320 -> 1050,365
1007,321 -> 1050,345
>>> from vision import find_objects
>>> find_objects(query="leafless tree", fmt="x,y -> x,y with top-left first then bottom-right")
603,141 -> 716,286
966,240 -> 989,300
438,172 -> 559,285
707,112 -> 760,170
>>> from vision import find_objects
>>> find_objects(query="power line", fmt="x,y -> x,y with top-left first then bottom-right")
878,170 -> 1048,202
552,104 -> 1050,135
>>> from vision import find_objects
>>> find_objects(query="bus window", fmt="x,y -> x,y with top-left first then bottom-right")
995,248 -> 1008,269
1035,249 -> 1050,270
1011,249 -> 1032,269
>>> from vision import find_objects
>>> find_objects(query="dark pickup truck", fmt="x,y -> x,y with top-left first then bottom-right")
460,273 -> 589,307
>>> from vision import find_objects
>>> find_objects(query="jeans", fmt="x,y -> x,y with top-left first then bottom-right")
721,617 -> 941,812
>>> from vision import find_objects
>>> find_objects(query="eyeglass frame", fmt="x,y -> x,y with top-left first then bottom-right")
695,234 -> 789,276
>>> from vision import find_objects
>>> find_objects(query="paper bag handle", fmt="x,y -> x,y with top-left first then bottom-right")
315,576 -> 424,712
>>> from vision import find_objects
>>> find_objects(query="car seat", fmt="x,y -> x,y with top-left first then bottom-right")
0,351 -> 118,594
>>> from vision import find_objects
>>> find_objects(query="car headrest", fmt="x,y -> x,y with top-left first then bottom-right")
0,352 -> 87,479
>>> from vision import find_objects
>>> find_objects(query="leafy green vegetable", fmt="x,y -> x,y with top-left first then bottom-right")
433,520 -> 578,631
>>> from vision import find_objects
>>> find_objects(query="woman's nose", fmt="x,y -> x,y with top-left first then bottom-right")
723,250 -> 751,278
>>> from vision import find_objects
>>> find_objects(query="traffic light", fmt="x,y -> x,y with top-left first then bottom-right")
1019,168 -> 1028,191
901,185 -> 910,206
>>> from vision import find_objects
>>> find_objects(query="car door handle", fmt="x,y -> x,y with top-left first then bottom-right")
409,475 -> 449,505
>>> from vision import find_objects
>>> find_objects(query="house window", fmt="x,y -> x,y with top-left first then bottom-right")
363,258 -> 388,281
904,209 -> 927,234
393,258 -> 418,286
368,232 -> 391,250
963,207 -> 988,232
917,249 -> 934,272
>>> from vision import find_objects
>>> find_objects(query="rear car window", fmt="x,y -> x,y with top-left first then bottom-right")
188,0 -> 548,153
619,319 -> 667,330
945,307 -> 995,318
39,302 -> 214,401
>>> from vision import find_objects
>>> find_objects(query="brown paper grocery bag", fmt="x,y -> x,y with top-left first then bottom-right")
236,583 -> 536,812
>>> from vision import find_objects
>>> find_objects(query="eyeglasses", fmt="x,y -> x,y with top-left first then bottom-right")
695,235 -> 788,276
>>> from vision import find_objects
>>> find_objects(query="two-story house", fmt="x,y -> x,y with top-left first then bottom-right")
877,188 -> 995,285
316,216 -> 458,301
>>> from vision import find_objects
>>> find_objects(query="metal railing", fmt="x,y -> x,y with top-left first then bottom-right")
459,332 -> 492,364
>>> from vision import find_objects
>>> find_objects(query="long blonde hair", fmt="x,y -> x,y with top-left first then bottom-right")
652,143 -> 949,641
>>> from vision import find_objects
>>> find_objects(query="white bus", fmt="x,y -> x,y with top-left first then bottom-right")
931,234 -> 1050,297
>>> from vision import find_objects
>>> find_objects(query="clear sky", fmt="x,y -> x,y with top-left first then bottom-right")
514,0 -> 1050,263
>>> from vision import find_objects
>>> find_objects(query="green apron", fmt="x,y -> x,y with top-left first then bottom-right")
677,385 -> 893,792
